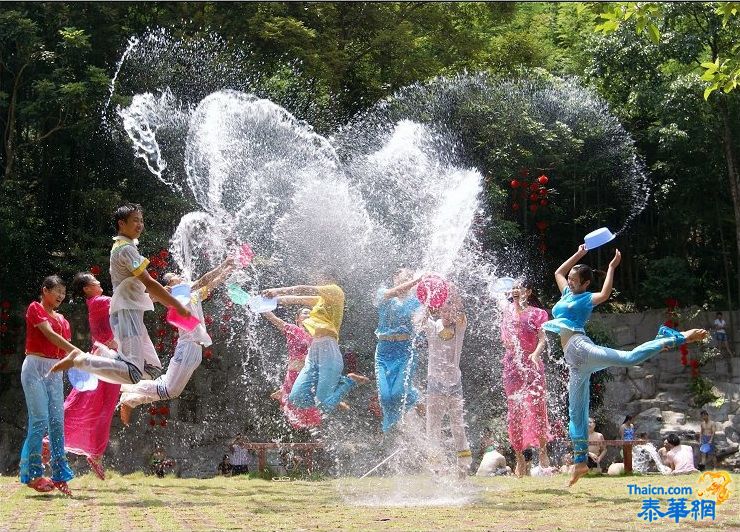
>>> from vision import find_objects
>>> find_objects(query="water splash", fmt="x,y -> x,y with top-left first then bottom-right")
110,33 -> 649,495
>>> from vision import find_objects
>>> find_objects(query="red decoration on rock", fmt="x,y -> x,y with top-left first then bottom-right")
159,406 -> 170,416
204,349 -> 213,359
159,249 -> 169,259
536,221 -> 548,232
148,407 -> 157,416
160,419 -> 167,427
512,202 -> 520,211
510,180 -> 520,189
90,265 -> 102,276
538,175 -> 549,185
529,193 -> 538,201
539,199 -> 548,206
529,204 -> 538,213
149,270 -> 159,280
148,418 -> 156,426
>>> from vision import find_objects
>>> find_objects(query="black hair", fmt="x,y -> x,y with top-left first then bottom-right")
70,272 -> 95,299
515,278 -> 545,309
666,434 -> 680,446
522,448 -> 534,461
41,275 -> 65,296
113,203 -> 143,233
623,415 -> 633,424
700,410 -> 708,416
572,264 -> 607,287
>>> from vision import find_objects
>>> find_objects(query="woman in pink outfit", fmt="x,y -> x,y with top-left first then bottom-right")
262,309 -> 323,429
62,272 -> 120,479
499,279 -> 552,476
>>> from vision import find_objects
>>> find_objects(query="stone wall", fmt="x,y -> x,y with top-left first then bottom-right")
594,309 -> 740,468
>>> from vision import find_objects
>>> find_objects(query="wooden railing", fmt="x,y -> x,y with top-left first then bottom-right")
239,442 -> 323,473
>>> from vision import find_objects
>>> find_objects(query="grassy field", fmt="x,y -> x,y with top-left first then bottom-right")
0,472 -> 737,531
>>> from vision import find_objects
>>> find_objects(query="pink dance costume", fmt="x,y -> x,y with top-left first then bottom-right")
63,295 -> 121,460
278,324 -> 322,429
500,304 -> 552,452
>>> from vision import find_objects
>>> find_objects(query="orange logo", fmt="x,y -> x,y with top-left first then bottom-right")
696,471 -> 733,505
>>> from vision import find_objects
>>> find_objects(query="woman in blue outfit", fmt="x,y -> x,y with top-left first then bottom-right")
374,268 -> 424,432
543,244 -> 707,487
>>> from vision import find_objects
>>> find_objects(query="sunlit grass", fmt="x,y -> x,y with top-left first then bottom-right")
0,472 -> 737,530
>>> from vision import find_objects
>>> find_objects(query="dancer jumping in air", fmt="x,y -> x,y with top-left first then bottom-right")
422,285 -> 473,478
61,272 -> 120,480
262,308 -> 323,429
262,269 -> 369,415
374,267 -> 424,432
499,279 -> 552,476
542,244 -> 707,487
52,203 -> 191,383
117,256 -> 235,425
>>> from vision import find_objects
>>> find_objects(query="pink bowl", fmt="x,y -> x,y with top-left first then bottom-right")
416,275 -> 449,310
166,307 -> 201,332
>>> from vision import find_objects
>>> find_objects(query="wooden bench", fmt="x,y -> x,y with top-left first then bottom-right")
591,439 -> 648,473
240,442 -> 323,473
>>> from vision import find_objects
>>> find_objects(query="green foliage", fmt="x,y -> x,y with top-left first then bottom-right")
639,257 -> 699,308
689,375 -> 725,408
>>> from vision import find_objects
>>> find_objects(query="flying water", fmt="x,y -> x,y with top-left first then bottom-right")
110,31 -> 650,502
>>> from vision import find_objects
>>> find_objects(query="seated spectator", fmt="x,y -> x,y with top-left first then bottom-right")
476,438 -> 511,477
587,418 -> 606,472
149,448 -> 174,478
662,434 -> 697,474
217,454 -> 233,476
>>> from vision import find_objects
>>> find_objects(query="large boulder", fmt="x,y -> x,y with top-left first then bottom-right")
634,407 -> 664,438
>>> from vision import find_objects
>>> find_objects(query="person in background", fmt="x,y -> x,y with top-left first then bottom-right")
699,410 -> 716,471
712,312 -> 735,357
587,418 -> 607,472
217,454 -> 233,476
661,434 -> 697,474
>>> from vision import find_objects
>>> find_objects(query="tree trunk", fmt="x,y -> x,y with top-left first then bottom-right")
718,99 -> 740,312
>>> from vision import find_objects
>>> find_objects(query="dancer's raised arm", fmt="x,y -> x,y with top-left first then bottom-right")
261,311 -> 288,332
554,244 -> 588,293
193,256 -> 236,293
592,249 -> 621,306
382,273 -> 423,299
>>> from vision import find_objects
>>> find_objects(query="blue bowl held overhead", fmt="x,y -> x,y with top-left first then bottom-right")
584,227 -> 616,250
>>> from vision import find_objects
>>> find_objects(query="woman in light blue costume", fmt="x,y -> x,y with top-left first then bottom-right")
543,244 -> 707,487
374,268 -> 424,432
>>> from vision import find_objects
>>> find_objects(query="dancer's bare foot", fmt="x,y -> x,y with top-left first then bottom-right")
119,404 -> 133,426
682,329 -> 708,343
347,373 -> 370,385
49,348 -> 82,373
568,462 -> 589,487
270,389 -> 282,401
338,401 -> 350,411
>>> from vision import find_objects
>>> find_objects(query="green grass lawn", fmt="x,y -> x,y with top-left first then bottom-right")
0,472 -> 737,531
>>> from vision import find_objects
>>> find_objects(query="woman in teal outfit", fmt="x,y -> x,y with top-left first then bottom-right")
543,244 -> 708,487
374,268 -> 424,432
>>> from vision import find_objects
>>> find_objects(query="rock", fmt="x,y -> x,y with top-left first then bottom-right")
635,407 -> 664,438
633,375 -> 657,398
725,426 -> 740,445
605,380 -> 639,406
627,366 -> 651,379
613,326 -> 635,347
661,411 -> 686,425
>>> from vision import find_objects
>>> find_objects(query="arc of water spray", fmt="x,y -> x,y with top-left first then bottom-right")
359,447 -> 406,479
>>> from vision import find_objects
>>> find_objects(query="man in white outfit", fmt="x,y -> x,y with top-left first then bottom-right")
119,257 -> 235,425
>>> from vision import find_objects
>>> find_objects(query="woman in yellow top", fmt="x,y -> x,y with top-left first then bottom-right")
263,270 -> 369,414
